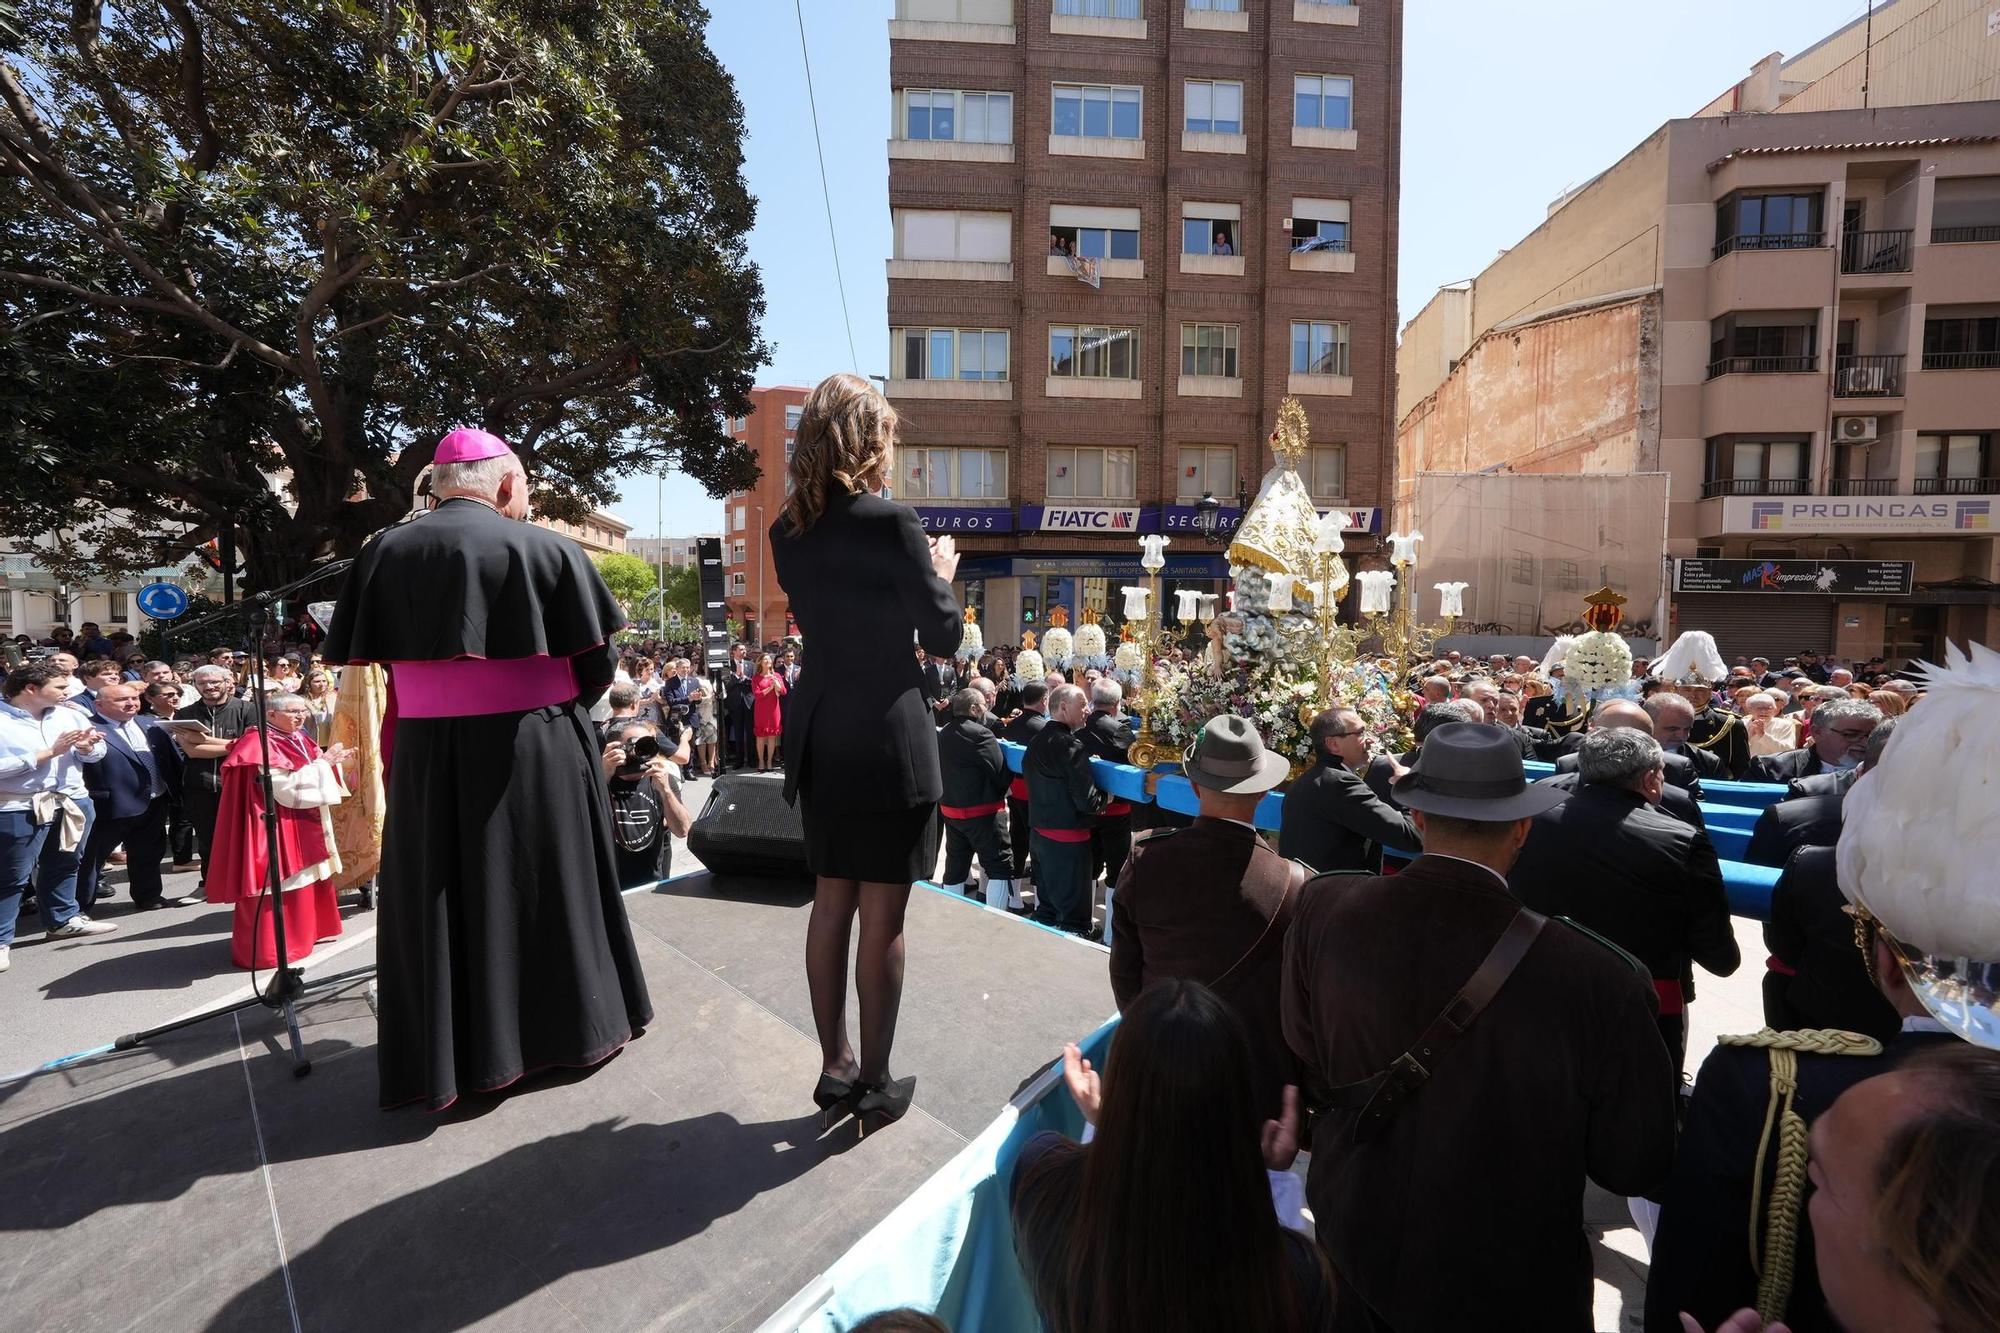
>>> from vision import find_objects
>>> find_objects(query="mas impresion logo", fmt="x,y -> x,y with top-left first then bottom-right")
1956,499 -> 1992,530
1749,501 -> 1786,530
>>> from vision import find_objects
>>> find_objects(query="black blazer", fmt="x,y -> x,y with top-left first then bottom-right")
1536,768 -> 1707,832
1744,746 -> 1832,786
1743,792 -> 1845,869
1786,767 -> 1858,800
1671,742 -> 1726,781
1762,845 -> 1901,1042
1553,740 -> 1707,804
769,491 -> 960,811
1510,784 -> 1739,992
1278,755 -> 1421,874
84,713 -> 184,821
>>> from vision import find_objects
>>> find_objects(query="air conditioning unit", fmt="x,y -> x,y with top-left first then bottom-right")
1837,364 -> 1887,396
1835,415 -> 1879,443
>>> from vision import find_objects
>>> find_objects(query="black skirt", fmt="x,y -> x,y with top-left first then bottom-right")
375,701 -> 654,1110
799,786 -> 941,884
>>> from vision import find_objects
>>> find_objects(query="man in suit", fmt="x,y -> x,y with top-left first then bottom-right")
78,681 -> 184,914
1549,699 -> 1707,808
1675,681 -> 1750,779
1079,679 -> 1135,904
1024,684 -> 1104,936
918,649 -> 955,729
1282,724 -> 1676,1332
935,688 -> 1019,911
999,682 -> 1047,893
1644,691 -> 1725,781
1511,727 -> 1739,1073
1111,714 -> 1301,1125
721,641 -> 754,770
1744,697 -> 1881,786
1280,708 -> 1420,874
1786,767 -> 1858,799
1490,690 -> 1551,757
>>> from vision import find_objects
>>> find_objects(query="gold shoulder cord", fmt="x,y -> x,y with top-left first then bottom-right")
1688,709 -> 1737,752
1715,1028 -> 1885,1324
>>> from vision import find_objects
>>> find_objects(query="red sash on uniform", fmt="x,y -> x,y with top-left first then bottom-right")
1008,777 -> 1029,800
1037,827 -> 1092,843
940,800 -> 1005,820
1101,799 -> 1133,816
1654,979 -> 1686,1016
1764,954 -> 1798,977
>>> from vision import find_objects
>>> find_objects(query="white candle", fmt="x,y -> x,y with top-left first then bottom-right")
1175,589 -> 1200,622
1138,534 -> 1169,572
1121,585 -> 1150,621
1358,569 -> 1397,614
1386,530 -> 1423,567
1312,510 -> 1347,554
1434,581 -> 1468,618
1196,592 -> 1220,622
1267,573 -> 1296,612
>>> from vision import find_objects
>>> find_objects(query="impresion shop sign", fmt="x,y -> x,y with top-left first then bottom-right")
1674,558 -> 1915,596
1721,496 -> 1993,535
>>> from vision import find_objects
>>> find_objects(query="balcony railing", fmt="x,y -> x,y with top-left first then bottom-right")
1707,353 -> 1817,378
1833,354 -> 1904,396
1931,223 -> 2000,244
1913,477 -> 2000,495
1921,350 -> 2000,371
1701,478 -> 1814,499
1290,237 -> 1351,254
1828,478 -> 1898,496
1840,228 -> 1913,273
1713,231 -> 1822,259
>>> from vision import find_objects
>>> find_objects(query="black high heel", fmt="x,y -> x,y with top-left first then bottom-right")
853,1076 -> 917,1134
814,1072 -> 858,1128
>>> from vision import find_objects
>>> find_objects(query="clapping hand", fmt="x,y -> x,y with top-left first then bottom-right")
928,534 -> 959,584
1679,1312 -> 1790,1333
323,743 -> 354,768
1261,1084 -> 1303,1171
1061,1041 -> 1102,1126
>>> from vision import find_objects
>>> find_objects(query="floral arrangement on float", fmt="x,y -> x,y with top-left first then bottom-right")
1111,625 -> 1146,689
1041,605 -> 1074,673
1011,633 -> 1045,690
1555,587 -> 1641,710
954,607 -> 983,663
1072,610 -> 1110,673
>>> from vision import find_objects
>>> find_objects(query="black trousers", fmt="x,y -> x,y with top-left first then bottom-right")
1006,795 -> 1033,880
1030,833 -> 1092,934
185,786 -> 223,884
1091,812 -> 1133,888
166,796 -> 197,864
78,798 -> 169,911
941,809 -> 1015,886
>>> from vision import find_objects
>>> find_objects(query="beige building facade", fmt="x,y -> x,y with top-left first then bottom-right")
1399,8 -> 2000,666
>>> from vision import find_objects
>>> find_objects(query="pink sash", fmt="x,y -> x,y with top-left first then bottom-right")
390,657 -> 577,718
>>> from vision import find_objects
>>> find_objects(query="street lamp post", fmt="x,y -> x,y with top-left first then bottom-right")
755,504 -> 766,647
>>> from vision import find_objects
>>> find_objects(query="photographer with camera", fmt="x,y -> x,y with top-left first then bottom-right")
599,715 -> 693,890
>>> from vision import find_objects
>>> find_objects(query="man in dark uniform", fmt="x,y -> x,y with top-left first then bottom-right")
1280,707 -> 1420,874
1672,680 -> 1749,780
1024,683 -> 1103,936
1079,678 -> 1135,909
1282,724 -> 1676,1332
1111,715 -> 1301,1123
1510,727 -> 1739,1073
999,682 -> 1048,894
918,649 -> 955,729
722,642 -> 754,770
935,688 -> 1019,911
1644,691 -> 1725,781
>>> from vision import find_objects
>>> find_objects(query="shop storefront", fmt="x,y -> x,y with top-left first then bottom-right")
1670,557 -> 1914,664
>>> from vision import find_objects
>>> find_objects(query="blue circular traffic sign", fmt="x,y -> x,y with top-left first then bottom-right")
136,582 -> 191,620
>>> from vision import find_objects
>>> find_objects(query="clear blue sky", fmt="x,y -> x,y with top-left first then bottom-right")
614,0 -> 1856,536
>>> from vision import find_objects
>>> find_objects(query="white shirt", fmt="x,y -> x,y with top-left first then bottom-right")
0,700 -> 105,810
1901,1015 -> 1949,1036
118,718 -> 165,798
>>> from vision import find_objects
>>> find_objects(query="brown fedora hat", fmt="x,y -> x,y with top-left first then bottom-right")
1185,715 -> 1290,795
1392,722 -> 1570,821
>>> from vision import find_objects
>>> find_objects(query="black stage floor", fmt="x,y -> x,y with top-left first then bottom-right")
0,876 -> 1114,1332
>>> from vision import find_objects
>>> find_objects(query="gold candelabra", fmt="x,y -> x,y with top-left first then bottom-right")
1124,561 -> 1168,769
1360,550 -> 1458,709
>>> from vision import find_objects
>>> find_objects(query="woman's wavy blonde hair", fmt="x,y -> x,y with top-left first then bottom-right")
778,373 -> 898,535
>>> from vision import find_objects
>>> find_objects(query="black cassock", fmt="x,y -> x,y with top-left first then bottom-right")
324,497 -> 653,1110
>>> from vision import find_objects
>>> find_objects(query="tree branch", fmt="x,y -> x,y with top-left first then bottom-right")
0,269 -> 195,319
67,0 -> 159,165
484,349 -> 629,417
356,261 -> 509,293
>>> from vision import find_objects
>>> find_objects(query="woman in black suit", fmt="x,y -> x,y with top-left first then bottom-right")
770,373 -> 962,1129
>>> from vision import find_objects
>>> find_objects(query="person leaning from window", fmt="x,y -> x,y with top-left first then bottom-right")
1011,978 -> 1332,1333
599,716 -> 692,891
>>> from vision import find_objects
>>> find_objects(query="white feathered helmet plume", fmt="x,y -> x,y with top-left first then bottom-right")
1654,629 -> 1728,687
1534,635 -> 1575,680
1837,641 -> 2000,1049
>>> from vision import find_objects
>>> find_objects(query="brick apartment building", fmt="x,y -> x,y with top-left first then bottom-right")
722,384 -> 810,642
886,0 -> 1403,639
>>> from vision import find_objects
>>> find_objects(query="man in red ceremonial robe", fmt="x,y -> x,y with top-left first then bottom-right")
206,694 -> 354,970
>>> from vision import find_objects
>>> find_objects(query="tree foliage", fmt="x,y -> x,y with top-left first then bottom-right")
591,551 -> 655,619
0,0 -> 766,590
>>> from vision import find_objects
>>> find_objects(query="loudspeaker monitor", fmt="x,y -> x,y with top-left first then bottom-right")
687,773 -> 810,878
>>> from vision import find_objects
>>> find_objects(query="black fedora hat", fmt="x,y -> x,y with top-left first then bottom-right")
1392,722 -> 1570,821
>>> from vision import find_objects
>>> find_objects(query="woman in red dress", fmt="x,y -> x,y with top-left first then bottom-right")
752,652 -> 787,771
205,695 -> 353,969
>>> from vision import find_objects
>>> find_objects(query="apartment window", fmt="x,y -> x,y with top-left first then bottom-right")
1184,80 -> 1242,134
1049,223 -> 1138,261
1914,433 -> 1994,492
1055,0 -> 1140,15
1292,217 -> 1348,253
732,539 -> 747,564
894,209 -> 1012,262
733,505 -> 746,530
1290,321 -> 1350,376
107,591 -> 128,624
1293,75 -> 1352,130
897,0 -> 1015,19
730,573 -> 745,595
1708,317 -> 1817,376
1047,446 -> 1137,499
1305,446 -> 1347,501
1714,190 -> 1824,256
726,416 -> 745,433
1509,555 -> 1536,585
785,440 -> 796,463
1049,325 -> 1140,379
785,405 -> 803,430
1182,216 -> 1239,256
0,589 -> 10,629
1931,176 -> 2000,243
1187,0 -> 1243,8
895,327 -> 1011,381
903,89 -> 1013,143
1052,83 -> 1142,140
1921,315 -> 2000,370
902,447 -> 1011,500
1703,436 -> 1810,496
1179,323 -> 1239,378
1177,446 -> 1235,502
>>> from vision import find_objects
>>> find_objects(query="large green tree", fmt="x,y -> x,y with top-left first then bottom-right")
0,0 -> 765,590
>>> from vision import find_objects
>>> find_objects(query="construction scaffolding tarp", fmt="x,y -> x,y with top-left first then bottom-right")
1412,472 -> 1671,644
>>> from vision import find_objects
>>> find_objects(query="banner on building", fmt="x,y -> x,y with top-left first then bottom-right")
1414,472 -> 1671,639
912,506 -> 1015,533
1720,495 -> 1992,535
1674,558 -> 1914,596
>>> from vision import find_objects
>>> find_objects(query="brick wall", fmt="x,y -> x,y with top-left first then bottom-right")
724,385 -> 810,640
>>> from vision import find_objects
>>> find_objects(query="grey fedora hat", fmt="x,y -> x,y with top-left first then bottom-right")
1185,715 -> 1291,795
1392,722 -> 1571,821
